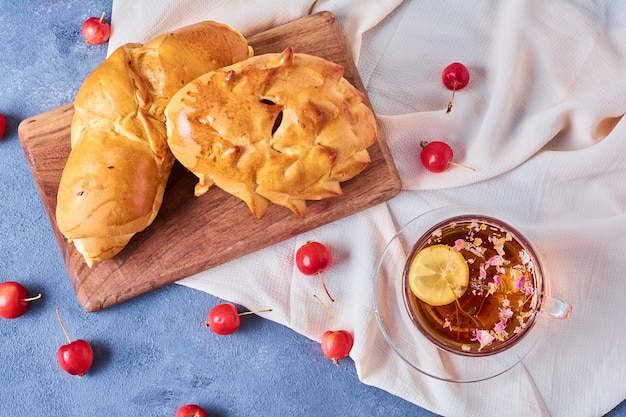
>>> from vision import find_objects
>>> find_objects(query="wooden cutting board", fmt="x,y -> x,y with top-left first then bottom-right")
18,11 -> 401,312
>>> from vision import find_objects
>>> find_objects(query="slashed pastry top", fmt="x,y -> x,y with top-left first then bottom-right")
165,46 -> 377,218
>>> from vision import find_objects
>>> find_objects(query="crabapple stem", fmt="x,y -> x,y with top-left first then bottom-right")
317,272 -> 335,302
55,307 -> 72,344
21,293 -> 42,302
449,161 -> 477,172
313,294 -> 337,330
99,12 -> 105,24
238,309 -> 273,317
446,80 -> 457,114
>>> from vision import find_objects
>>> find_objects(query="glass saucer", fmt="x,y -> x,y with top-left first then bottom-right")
373,206 -> 540,383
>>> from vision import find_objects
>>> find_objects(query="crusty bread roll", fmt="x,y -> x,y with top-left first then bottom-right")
56,21 -> 253,267
165,46 -> 376,219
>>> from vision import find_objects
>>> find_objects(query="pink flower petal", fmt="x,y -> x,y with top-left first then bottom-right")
514,275 -> 528,292
493,321 -> 508,337
475,329 -> 495,351
479,266 -> 487,280
453,239 -> 466,251
524,280 -> 534,296
493,275 -> 502,286
487,255 -> 504,267
499,307 -> 513,321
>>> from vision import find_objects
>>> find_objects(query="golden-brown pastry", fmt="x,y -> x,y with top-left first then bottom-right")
56,21 -> 253,267
165,46 -> 376,218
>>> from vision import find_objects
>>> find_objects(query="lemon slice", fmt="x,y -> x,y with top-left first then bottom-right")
407,244 -> 469,306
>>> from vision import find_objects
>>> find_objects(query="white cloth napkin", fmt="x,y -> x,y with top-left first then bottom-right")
109,1 -> 626,416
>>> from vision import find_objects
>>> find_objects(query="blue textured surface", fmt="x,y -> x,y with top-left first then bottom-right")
0,1 -> 624,416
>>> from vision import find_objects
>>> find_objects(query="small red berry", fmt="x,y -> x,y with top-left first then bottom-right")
175,404 -> 208,417
442,62 -> 470,113
442,62 -> 470,91
420,141 -> 476,173
313,295 -> 353,366
296,241 -> 334,302
0,113 -> 6,139
0,281 -> 42,319
206,303 -> 241,335
57,339 -> 94,377
321,330 -> 354,366
81,13 -> 111,45
55,308 -> 94,377
295,242 -> 332,275
205,303 -> 272,335
420,141 -> 454,173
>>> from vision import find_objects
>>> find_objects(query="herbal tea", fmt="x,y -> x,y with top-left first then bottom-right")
403,215 -> 543,355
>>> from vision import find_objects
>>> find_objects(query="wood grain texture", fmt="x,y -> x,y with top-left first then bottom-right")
17,11 -> 401,312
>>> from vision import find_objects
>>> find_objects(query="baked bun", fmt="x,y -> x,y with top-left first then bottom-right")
165,46 -> 376,218
56,21 -> 253,267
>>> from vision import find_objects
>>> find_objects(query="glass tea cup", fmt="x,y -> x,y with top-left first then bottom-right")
402,213 -> 571,356
374,206 -> 572,382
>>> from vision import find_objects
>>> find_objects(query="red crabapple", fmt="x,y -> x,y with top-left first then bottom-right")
82,13 -> 111,45
420,141 -> 475,173
296,241 -> 334,302
206,303 -> 272,335
442,62 -> 470,113
0,281 -> 42,319
55,308 -> 93,377
175,404 -> 208,417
